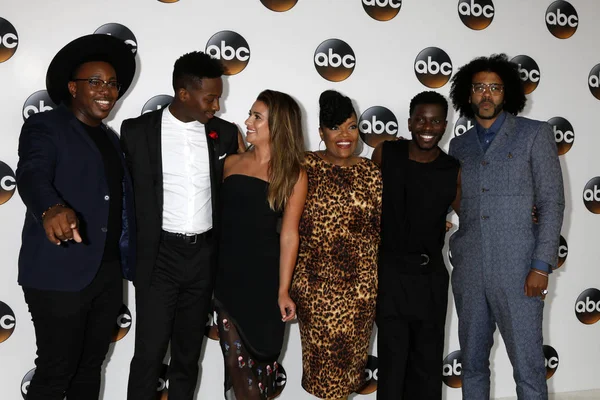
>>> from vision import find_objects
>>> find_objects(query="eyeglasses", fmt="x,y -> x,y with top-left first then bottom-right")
71,78 -> 121,92
472,83 -> 504,94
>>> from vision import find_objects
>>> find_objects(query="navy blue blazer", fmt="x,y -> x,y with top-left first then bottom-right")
16,105 -> 136,291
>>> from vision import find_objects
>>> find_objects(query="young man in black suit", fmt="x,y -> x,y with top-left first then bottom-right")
122,52 -> 244,400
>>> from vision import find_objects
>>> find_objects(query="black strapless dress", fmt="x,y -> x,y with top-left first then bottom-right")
213,174 -> 283,399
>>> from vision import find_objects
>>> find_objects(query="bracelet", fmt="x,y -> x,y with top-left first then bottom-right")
41,203 -> 65,220
532,269 -> 549,278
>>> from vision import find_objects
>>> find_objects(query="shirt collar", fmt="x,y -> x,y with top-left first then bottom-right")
475,111 -> 507,136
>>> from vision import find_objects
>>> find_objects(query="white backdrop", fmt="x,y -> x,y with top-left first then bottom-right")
1,0 -> 600,399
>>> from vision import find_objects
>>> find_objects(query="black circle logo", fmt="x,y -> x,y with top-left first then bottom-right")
510,55 -> 540,94
356,355 -> 378,394
204,306 -> 219,340
271,362 -> 287,397
359,106 -> 398,148
23,90 -> 56,121
0,301 -> 16,343
94,23 -> 138,54
414,47 -> 453,88
0,17 -> 18,63
206,31 -> 250,75
21,367 -> 36,399
158,0 -> 179,2
362,0 -> 402,21
583,177 -> 600,214
157,363 -> 169,398
442,350 -> 462,388
314,39 -> 356,82
547,117 -> 574,155
142,95 -> 173,115
546,1 -> 578,39
575,288 -> 600,325
588,64 -> 600,100
260,0 -> 298,12
112,304 -> 132,342
458,0 -> 495,30
454,116 -> 475,137
543,345 -> 559,379
0,161 -> 16,205
556,235 -> 568,269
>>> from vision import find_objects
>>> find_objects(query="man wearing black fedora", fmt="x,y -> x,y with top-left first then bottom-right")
16,34 -> 136,399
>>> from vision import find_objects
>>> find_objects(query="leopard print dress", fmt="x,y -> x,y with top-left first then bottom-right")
290,152 -> 382,399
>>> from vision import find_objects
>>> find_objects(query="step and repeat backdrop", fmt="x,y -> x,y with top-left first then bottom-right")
1,0 -> 599,399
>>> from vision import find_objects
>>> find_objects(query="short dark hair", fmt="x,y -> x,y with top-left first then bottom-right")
172,51 -> 225,91
449,53 -> 526,118
318,90 -> 356,129
409,91 -> 448,117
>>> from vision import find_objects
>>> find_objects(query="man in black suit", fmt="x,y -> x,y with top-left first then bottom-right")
16,34 -> 136,399
122,52 -> 244,400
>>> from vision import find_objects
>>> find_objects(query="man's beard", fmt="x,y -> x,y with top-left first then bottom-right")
471,100 -> 503,120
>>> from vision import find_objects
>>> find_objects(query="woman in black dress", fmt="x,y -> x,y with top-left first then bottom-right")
213,89 -> 307,399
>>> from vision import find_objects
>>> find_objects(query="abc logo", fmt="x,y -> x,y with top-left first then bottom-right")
547,117 -> 574,155
582,177 -> 600,214
204,308 -> 219,340
272,363 -> 288,397
546,1 -> 578,39
587,64 -> 600,100
260,0 -> 298,12
510,55 -> 540,94
362,0 -> 402,22
555,235 -> 568,269
359,106 -> 398,148
0,301 -> 16,343
0,17 -> 18,63
442,350 -> 462,388
0,161 -> 16,205
543,345 -> 559,379
414,47 -> 453,88
94,23 -> 138,54
157,363 -> 169,398
356,355 -> 378,394
21,367 -> 36,399
454,116 -> 475,137
458,0 -> 494,30
314,39 -> 356,82
206,31 -> 250,75
112,304 -> 132,342
575,288 -> 600,325
142,95 -> 173,115
22,90 -> 56,121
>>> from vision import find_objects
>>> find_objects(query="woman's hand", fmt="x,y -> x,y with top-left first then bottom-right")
278,292 -> 296,322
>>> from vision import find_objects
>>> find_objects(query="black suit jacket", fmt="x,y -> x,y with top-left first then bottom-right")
16,105 -> 136,291
120,108 -> 239,288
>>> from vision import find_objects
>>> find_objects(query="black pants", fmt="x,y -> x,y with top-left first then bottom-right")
127,231 -> 215,400
23,260 -> 123,400
376,267 -> 449,400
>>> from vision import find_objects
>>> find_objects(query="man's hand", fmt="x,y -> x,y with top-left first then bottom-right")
524,269 -> 548,300
42,205 -> 82,245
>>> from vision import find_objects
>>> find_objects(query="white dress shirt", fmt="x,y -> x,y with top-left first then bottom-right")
161,106 -> 212,234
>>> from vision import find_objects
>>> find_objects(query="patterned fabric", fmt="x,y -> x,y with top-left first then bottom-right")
291,152 -> 382,399
449,113 -> 565,399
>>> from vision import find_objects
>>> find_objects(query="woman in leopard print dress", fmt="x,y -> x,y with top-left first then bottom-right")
291,90 -> 382,400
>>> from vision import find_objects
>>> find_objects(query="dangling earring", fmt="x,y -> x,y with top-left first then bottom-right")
318,140 -> 325,152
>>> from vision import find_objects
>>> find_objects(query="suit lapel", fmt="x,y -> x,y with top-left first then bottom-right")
204,119 -> 220,221
485,113 -> 516,156
147,109 -> 165,212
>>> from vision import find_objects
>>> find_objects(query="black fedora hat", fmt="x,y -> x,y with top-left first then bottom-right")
46,34 -> 136,104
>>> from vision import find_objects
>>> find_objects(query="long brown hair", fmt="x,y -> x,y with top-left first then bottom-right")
256,89 -> 305,211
